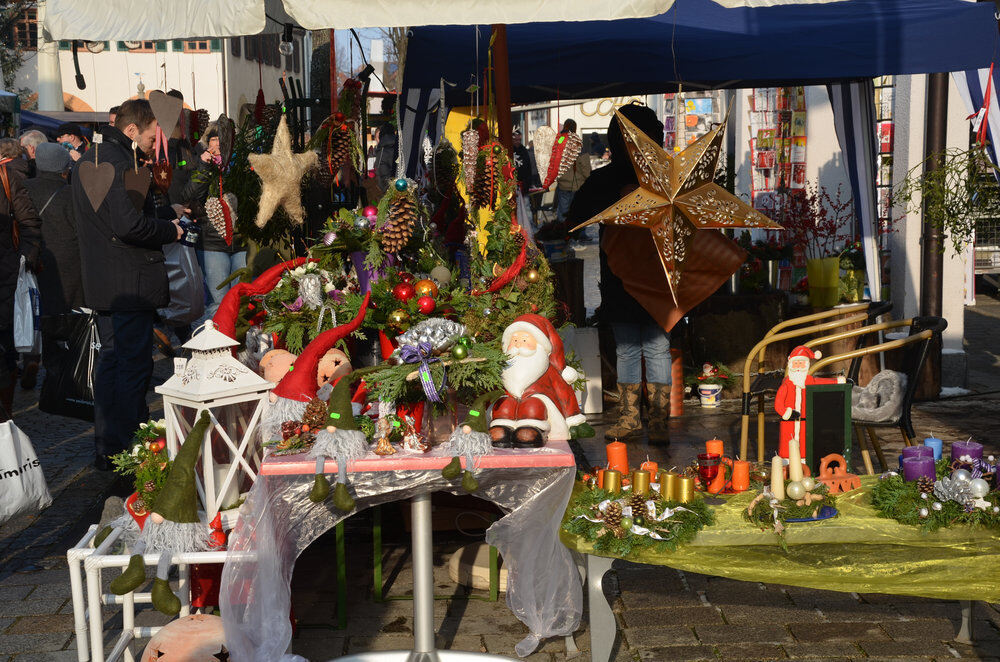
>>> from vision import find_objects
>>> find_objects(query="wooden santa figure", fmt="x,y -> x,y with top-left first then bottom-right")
489,314 -> 589,448
774,345 -> 845,459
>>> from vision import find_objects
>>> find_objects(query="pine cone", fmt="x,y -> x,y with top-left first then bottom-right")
628,491 -> 649,516
603,502 -> 623,528
471,150 -> 498,209
143,480 -> 157,494
916,475 -> 935,494
281,420 -> 300,441
325,125 -> 352,175
302,397 -> 328,431
381,194 -> 417,253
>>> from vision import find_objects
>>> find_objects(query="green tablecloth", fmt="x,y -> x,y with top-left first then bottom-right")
560,477 -> 1000,602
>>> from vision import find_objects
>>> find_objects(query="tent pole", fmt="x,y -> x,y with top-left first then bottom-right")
920,71 -> 947,397
330,30 -> 338,114
492,25 -> 513,153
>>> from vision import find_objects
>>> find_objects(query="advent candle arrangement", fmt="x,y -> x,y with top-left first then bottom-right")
951,440 -> 984,463
902,456 -> 936,482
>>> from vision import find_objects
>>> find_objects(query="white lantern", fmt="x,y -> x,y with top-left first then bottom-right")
155,321 -> 273,527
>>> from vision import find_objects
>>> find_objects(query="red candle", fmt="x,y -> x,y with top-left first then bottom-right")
640,460 -> 658,476
606,442 -> 629,475
731,460 -> 750,492
705,438 -> 724,456
597,469 -> 605,489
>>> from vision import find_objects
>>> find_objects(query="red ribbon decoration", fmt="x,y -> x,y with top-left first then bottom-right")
471,224 -> 529,295
542,133 -> 570,189
219,174 -> 233,246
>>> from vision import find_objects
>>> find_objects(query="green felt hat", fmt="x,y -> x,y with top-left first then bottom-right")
152,411 -> 211,524
460,392 -> 498,434
326,378 -> 359,431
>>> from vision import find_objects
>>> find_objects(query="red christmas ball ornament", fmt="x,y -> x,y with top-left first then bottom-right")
413,279 -> 439,298
333,112 -> 345,123
417,296 -> 436,314
362,205 -> 378,219
398,272 -> 415,284
151,437 -> 167,453
393,282 -> 416,302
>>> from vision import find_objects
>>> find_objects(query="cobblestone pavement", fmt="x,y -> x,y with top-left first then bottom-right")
0,297 -> 998,661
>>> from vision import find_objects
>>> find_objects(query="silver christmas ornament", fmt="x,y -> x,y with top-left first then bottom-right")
952,469 -> 972,483
920,492 -> 929,500
918,507 -> 929,518
354,215 -> 369,230
390,319 -> 467,359
934,475 -> 974,507
298,273 -> 324,310
969,478 -> 991,499
932,501 -> 943,511
323,231 -> 338,246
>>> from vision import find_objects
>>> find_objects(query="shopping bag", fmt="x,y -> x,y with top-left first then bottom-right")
38,310 -> 99,421
13,256 -> 40,354
158,241 -> 205,327
0,420 -> 52,525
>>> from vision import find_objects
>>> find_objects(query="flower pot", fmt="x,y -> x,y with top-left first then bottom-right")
697,383 -> 724,408
806,257 -> 840,308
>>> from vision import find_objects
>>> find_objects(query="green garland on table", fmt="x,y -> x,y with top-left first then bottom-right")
743,482 -> 835,548
870,464 -> 1000,532
562,487 -> 715,558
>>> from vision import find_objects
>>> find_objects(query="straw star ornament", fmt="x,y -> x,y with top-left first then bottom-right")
572,108 -> 780,304
249,116 -> 318,228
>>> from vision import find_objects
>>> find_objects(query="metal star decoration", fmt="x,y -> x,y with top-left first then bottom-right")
572,107 -> 780,304
249,115 -> 318,228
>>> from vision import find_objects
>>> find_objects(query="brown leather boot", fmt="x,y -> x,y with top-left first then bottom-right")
606,383 -> 642,441
646,383 -> 671,444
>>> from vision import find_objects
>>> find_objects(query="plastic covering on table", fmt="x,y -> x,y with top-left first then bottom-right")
221,457 -> 581,661
561,476 -> 1000,603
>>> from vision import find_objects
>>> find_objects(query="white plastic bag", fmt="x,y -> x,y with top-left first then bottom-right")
0,420 -> 52,525
13,256 -> 40,354
158,242 -> 205,327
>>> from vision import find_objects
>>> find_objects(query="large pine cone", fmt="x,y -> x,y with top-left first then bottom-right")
471,153 -> 497,209
302,397 -> 328,431
628,491 -> 649,516
325,126 -> 352,176
603,501 -> 623,528
381,195 -> 417,253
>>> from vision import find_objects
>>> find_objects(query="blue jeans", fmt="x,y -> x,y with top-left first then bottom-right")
612,322 -> 671,385
196,250 -> 247,320
94,311 -> 154,459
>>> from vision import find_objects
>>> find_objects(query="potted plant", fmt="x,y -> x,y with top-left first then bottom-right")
686,362 -> 737,408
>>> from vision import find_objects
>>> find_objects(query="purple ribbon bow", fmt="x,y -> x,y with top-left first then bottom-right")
400,342 -> 446,403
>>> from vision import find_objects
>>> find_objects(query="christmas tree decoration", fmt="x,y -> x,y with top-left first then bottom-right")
389,309 -> 410,331
414,279 -> 439,298
379,188 -> 418,253
430,265 -> 452,285
525,269 -> 540,284
432,141 -> 459,193
307,377 -> 367,510
451,343 -> 469,360
532,126 -> 557,188
541,131 -> 582,190
572,108 -> 781,327
393,282 -> 416,302
461,127 -> 481,192
417,296 -> 436,314
394,177 -> 409,192
204,193 -> 238,247
248,116 -> 318,228
363,205 -> 378,220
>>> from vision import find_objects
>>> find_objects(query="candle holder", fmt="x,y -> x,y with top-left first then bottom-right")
697,452 -> 721,485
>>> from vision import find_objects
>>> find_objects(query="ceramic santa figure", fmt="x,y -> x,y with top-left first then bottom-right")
489,314 -> 588,447
774,345 -> 845,459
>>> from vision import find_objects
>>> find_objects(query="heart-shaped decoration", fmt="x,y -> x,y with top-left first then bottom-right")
151,161 -> 173,193
123,166 -> 151,210
147,90 -> 183,139
77,160 -> 116,212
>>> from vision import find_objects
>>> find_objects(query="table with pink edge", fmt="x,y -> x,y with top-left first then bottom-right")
219,439 -> 583,662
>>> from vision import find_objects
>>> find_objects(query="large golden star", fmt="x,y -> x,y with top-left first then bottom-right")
572,107 -> 780,304
249,116 -> 318,227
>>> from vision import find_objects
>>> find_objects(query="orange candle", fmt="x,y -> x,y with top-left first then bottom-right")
640,460 -> 658,475
731,460 -> 750,492
705,439 -> 725,456
597,469 -> 605,489
606,442 -> 629,475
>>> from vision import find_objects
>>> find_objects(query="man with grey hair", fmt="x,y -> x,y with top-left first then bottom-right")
19,130 -> 47,161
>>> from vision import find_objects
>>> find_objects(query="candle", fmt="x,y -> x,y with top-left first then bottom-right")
632,470 -> 651,496
640,460 -> 658,476
705,438 -> 725,456
606,442 -> 629,475
604,469 -> 622,494
902,456 -> 936,482
731,460 -> 750,492
788,437 -> 803,482
659,471 -> 679,501
951,440 -> 983,463
923,437 -> 943,460
902,446 -> 934,460
770,454 -> 785,500
597,469 -> 605,489
677,476 -> 695,503
213,463 -> 240,509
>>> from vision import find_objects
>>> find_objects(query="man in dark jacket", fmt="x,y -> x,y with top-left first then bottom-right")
0,140 -> 43,420
72,99 -> 183,469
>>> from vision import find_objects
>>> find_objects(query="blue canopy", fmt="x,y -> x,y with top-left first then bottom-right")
404,0 -> 998,104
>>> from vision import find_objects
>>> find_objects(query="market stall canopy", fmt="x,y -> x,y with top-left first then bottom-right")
403,0 -> 998,104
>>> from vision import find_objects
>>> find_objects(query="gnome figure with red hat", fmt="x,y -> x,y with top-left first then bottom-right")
774,345 -> 846,459
489,314 -> 593,448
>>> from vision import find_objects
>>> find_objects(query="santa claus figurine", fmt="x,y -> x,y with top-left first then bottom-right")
774,346 -> 845,459
489,314 -> 590,448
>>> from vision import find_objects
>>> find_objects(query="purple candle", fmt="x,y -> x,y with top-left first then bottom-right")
951,440 -> 984,463
902,446 -> 934,460
902,456 -> 936,482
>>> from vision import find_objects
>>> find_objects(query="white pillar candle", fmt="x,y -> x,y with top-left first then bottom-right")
770,454 -> 785,500
788,437 -> 803,482
214,463 -> 241,511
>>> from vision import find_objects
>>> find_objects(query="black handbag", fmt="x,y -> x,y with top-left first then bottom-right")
38,310 -> 98,421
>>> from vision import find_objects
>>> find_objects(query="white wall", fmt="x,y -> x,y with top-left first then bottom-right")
224,46 -> 289,119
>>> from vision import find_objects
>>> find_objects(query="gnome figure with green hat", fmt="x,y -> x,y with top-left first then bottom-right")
109,412 -> 215,616
307,376 -> 368,510
442,391 -> 503,493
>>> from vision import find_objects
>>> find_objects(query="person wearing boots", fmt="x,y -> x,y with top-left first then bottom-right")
563,103 -> 671,444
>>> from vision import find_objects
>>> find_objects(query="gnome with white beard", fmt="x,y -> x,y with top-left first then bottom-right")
774,345 -> 845,460
489,314 -> 589,448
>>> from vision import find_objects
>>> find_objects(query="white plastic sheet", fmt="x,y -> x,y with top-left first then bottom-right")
220,459 -> 580,661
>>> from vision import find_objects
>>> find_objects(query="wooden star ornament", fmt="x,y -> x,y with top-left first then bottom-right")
572,107 -> 781,305
249,115 -> 318,228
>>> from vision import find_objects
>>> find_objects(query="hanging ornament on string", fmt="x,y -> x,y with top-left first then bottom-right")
378,178 -> 420,253
533,126 -> 557,186
205,190 -> 238,246
541,130 -> 582,190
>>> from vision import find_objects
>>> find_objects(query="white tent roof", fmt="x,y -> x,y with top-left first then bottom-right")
43,0 -> 843,41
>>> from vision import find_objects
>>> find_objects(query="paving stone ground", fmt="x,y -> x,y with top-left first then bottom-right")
0,298 -> 998,661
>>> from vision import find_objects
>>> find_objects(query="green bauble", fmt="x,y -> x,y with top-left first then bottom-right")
451,344 -> 469,360
633,514 -> 646,527
394,178 -> 409,192
458,336 -> 472,347
620,516 -> 634,530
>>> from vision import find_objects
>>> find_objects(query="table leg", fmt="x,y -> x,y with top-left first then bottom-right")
586,555 -> 615,662
955,600 -> 975,645
409,492 -> 439,662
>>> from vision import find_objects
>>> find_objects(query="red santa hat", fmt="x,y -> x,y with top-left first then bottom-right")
788,345 -> 821,362
271,292 -> 371,403
212,257 -> 314,339
502,314 -> 579,383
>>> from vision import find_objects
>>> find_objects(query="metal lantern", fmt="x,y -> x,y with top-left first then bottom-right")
156,321 -> 273,527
